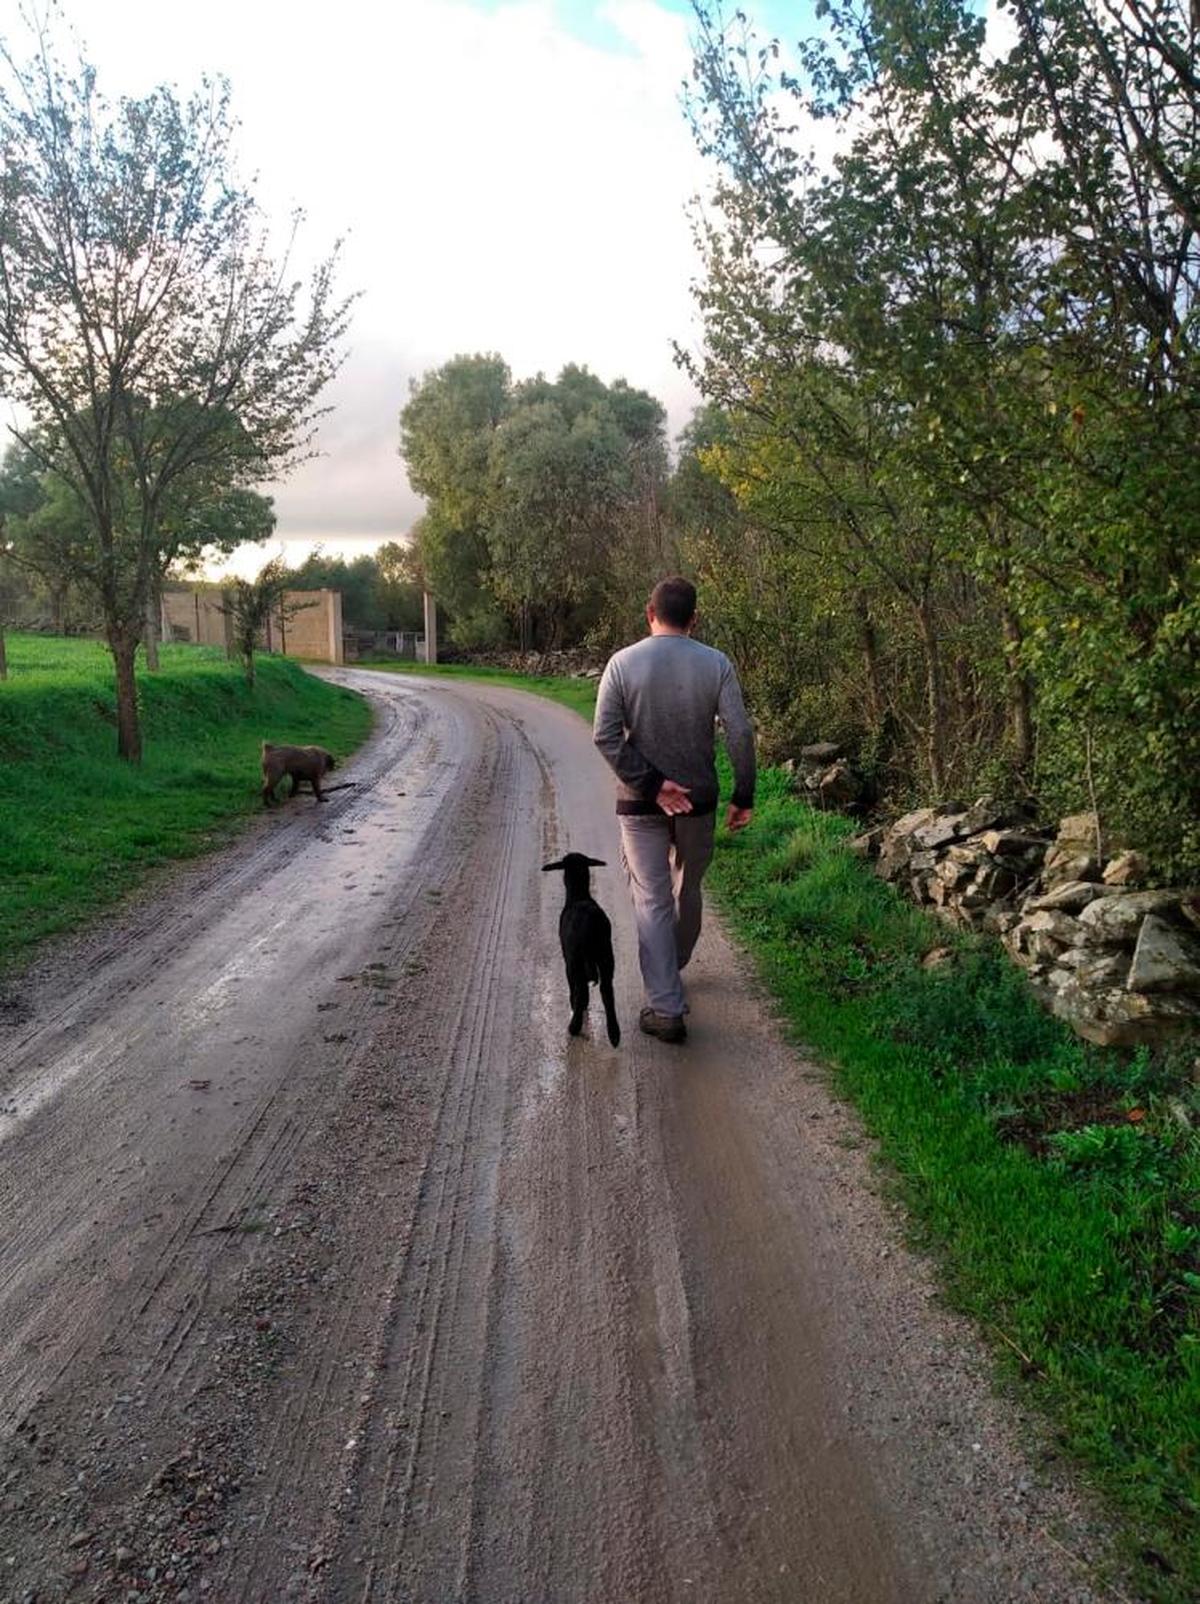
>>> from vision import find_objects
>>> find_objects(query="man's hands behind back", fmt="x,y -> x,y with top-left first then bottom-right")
655,779 -> 693,817
654,784 -> 751,830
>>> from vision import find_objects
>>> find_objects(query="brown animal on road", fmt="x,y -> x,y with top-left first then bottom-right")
261,742 -> 337,806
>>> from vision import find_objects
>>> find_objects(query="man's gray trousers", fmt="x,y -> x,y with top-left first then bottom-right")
617,813 -> 717,1017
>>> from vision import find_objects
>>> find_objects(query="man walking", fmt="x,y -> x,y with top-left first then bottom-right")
593,576 -> 755,1044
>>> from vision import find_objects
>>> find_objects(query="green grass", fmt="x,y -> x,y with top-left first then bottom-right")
709,767 -> 1200,1601
0,634 -> 371,973
373,658 -> 1200,1597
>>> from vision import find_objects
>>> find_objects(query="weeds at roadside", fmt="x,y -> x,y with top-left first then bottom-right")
708,763 -> 1200,1602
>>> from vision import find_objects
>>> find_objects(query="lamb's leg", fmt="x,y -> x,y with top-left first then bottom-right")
566,963 -> 588,1036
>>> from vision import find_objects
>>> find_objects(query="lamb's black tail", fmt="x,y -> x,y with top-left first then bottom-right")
599,972 -> 620,1047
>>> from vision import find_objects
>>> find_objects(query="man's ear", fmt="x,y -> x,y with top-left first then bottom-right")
646,603 -> 656,627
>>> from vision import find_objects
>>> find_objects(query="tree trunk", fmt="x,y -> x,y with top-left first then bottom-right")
109,631 -> 142,763
50,584 -> 66,635
1001,603 -> 1035,779
243,648 -> 256,688
854,592 -> 884,731
986,508 -> 1035,782
0,622 -> 7,681
144,586 -> 161,672
914,600 -> 947,798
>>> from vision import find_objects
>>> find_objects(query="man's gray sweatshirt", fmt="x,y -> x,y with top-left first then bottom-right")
592,634 -> 756,816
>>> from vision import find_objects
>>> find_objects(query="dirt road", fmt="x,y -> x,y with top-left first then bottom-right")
0,670 -> 1110,1603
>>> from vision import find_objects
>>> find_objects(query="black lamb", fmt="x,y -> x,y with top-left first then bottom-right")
542,853 -> 620,1047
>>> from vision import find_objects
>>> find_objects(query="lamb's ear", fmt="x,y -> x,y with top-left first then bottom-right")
583,857 -> 607,867
541,860 -> 564,872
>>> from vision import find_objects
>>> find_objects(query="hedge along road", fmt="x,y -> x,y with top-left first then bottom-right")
0,668 -> 1111,1604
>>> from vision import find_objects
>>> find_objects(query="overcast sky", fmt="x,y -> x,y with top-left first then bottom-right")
3,0 -> 813,573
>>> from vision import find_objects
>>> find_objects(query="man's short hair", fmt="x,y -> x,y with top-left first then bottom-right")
649,575 -> 697,629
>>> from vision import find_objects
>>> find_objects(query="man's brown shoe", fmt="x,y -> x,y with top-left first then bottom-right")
639,1007 -> 687,1044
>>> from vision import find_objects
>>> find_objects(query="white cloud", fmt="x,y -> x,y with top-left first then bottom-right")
49,0 -> 711,563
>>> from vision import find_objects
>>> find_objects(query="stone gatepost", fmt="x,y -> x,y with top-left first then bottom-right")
423,591 -> 438,665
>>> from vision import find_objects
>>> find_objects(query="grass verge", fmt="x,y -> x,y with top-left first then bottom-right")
352,656 -> 600,720
708,766 -> 1200,1601
363,660 -> 1199,1598
0,634 -> 371,975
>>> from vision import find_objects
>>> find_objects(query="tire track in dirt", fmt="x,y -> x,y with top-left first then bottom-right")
0,680 -> 444,1436
217,701 -> 531,1602
0,671 -> 481,1592
331,731 -> 529,1600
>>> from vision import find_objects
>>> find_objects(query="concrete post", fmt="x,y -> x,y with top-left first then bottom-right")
423,590 -> 438,665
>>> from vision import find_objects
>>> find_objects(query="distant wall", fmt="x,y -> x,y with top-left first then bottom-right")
265,588 -> 344,665
162,589 -> 231,650
162,587 -> 345,666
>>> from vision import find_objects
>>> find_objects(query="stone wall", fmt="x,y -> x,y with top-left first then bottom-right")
780,743 -> 870,811
853,803 -> 1200,1047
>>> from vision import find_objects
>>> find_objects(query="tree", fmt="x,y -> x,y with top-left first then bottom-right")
0,535 -> 13,678
487,399 -> 631,648
150,468 -> 277,663
0,439 -> 74,651
410,508 -> 506,648
1000,0 -> 1200,855
0,459 -> 84,633
685,0 -> 1050,794
0,19 -> 352,758
400,354 -> 512,644
268,544 -> 423,634
0,431 -> 274,652
682,0 -> 1200,869
401,354 -> 512,521
218,557 -> 313,688
668,405 -> 886,766
286,548 -> 381,628
400,356 -> 669,650
372,541 -> 423,632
